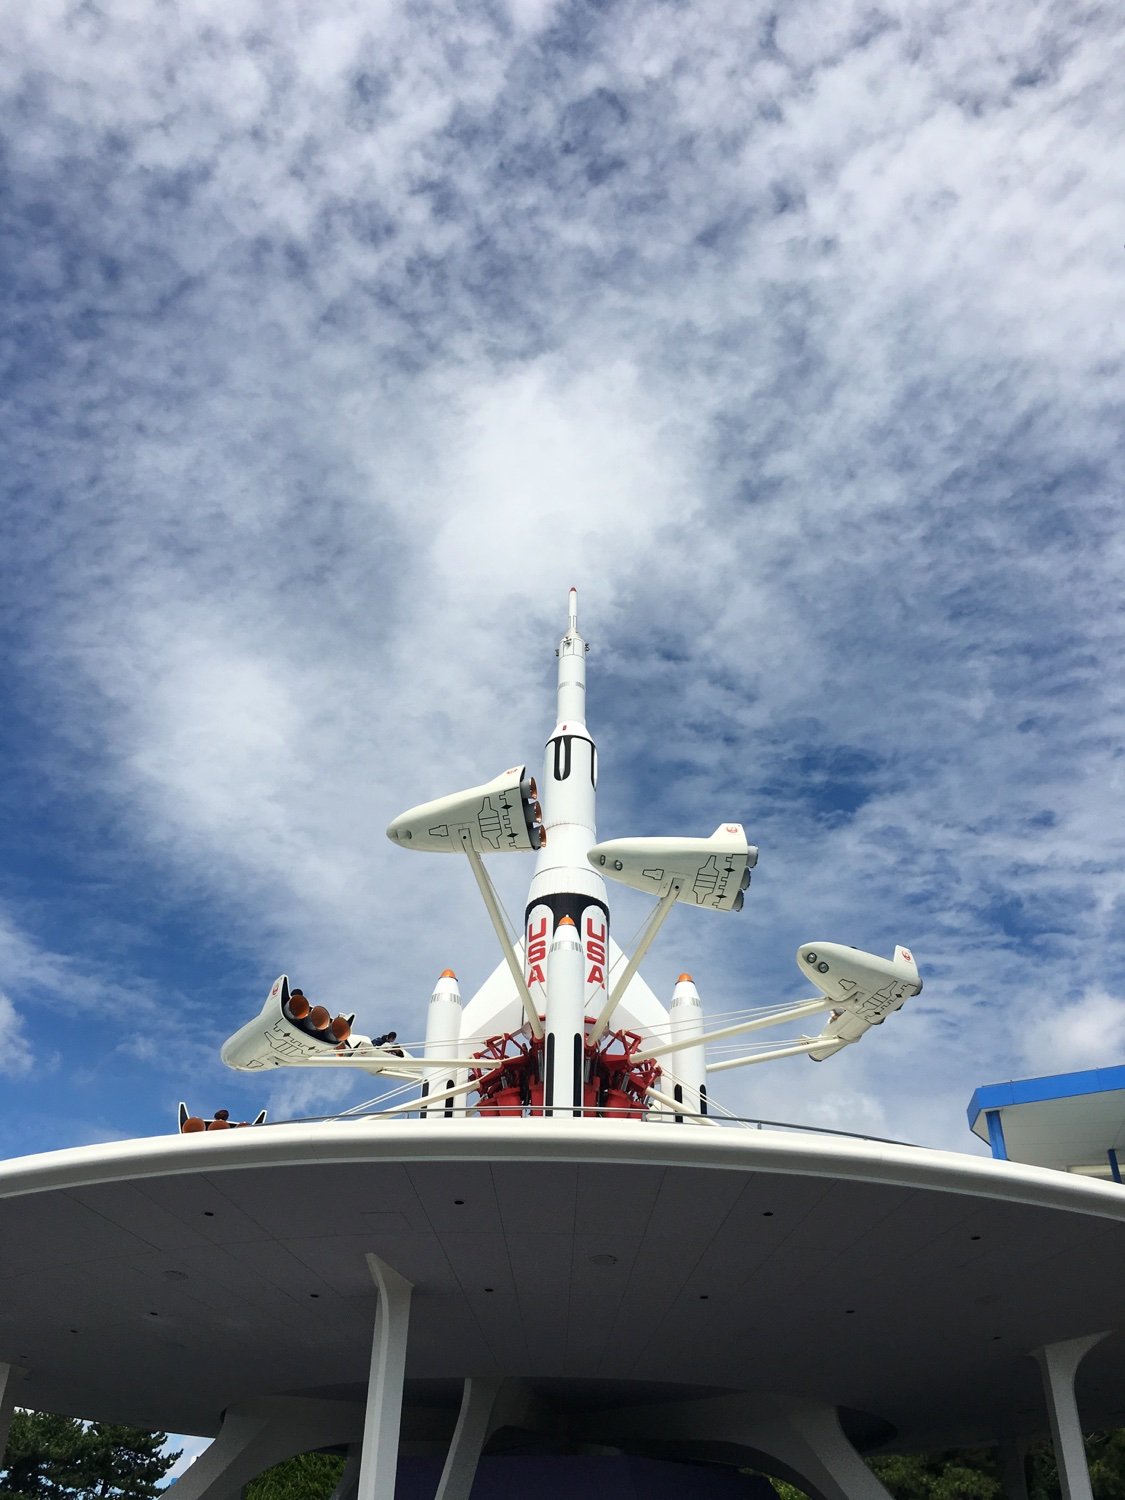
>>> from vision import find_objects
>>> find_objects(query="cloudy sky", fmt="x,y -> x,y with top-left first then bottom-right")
2,0 -> 1124,1175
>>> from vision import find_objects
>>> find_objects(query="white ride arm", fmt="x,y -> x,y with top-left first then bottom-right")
630,997 -> 831,1063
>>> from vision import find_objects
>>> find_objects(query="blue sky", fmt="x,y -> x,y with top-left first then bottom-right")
2,0 -> 1124,1179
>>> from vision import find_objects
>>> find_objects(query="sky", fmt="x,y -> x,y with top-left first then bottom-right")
2,0 -> 1124,1184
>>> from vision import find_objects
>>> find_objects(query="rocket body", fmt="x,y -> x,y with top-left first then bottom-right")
545,917 -> 586,1116
527,590 -> 604,909
524,591 -> 609,1107
665,975 -> 706,1120
422,970 -> 462,1116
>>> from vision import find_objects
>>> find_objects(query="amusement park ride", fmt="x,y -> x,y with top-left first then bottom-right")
218,590 -> 921,1123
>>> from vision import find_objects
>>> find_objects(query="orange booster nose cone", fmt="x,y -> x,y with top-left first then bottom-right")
181,1117 -> 205,1134
677,973 -> 694,984
329,1016 -> 351,1042
308,1006 -> 331,1031
440,969 -> 457,979
287,993 -> 310,1021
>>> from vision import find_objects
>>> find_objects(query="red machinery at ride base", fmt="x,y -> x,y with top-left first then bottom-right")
472,1021 -> 660,1119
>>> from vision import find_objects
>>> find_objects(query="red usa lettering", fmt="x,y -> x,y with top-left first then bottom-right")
585,914 -> 607,987
527,915 -> 548,985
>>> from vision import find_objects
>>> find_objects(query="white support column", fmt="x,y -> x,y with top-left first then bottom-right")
355,1252 -> 414,1500
776,1401 -> 896,1500
998,1435 -> 1029,1500
582,1391 -> 895,1500
0,1362 -> 26,1465
168,1396 -> 364,1499
1034,1333 -> 1108,1500
435,1378 -> 503,1500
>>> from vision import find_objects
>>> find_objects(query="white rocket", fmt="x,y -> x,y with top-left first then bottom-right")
524,590 -> 609,1113
421,969 -> 463,1117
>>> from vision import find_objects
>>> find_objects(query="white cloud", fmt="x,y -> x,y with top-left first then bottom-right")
0,994 -> 34,1077
1023,988 -> 1125,1078
1,0 -> 1123,1150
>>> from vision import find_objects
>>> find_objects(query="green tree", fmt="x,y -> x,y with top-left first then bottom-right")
243,1451 -> 345,1500
1026,1430 -> 1125,1500
763,1433 -> 1125,1500
61,1424 -> 179,1499
0,1411 -> 180,1499
868,1448 -> 1003,1500
1083,1431 -> 1125,1500
0,1409 -> 86,1498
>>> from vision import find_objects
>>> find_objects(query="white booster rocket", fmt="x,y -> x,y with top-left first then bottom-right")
665,974 -> 707,1120
421,969 -> 463,1116
525,589 -> 609,1115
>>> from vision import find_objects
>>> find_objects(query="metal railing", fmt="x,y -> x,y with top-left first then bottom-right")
242,1104 -> 917,1150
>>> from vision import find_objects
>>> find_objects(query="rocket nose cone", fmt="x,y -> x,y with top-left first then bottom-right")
433,967 -> 462,1000
797,944 -> 832,976
677,973 -> 693,984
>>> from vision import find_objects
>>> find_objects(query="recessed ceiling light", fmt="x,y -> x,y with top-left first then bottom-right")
591,1253 -> 617,1266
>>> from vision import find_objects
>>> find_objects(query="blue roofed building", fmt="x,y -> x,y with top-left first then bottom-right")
968,1065 -> 1125,1181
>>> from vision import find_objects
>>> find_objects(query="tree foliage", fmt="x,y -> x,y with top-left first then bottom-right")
243,1451 -> 345,1500
0,1411 -> 180,1499
763,1432 -> 1125,1500
868,1448 -> 1003,1500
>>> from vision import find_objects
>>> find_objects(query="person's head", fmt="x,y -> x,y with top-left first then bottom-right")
386,1031 -> 397,1041
214,1109 -> 230,1121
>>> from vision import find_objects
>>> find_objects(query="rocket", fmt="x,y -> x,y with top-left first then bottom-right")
544,915 -> 586,1116
216,588 -> 922,1113
421,969 -> 463,1117
664,974 -> 707,1120
524,590 -> 610,1111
